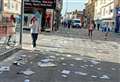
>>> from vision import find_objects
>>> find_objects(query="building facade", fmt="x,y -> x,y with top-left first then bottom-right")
1,0 -> 21,17
85,0 -> 96,20
94,0 -> 114,30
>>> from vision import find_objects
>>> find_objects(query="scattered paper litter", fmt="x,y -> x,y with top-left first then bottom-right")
61,75 -> 68,78
84,65 -> 89,67
38,62 -> 56,67
49,56 -> 56,59
100,75 -> 110,79
61,70 -> 71,75
22,69 -> 35,76
91,75 -> 97,78
56,54 -> 60,56
80,66 -> 86,68
0,66 -> 10,72
111,68 -> 116,71
70,64 -> 74,67
41,59 -> 54,63
75,72 -> 87,76
90,60 -> 100,65
90,65 -> 94,67
66,55 -> 72,57
97,68 -> 102,70
62,63 -> 67,66
60,57 -> 65,60
74,58 -> 83,61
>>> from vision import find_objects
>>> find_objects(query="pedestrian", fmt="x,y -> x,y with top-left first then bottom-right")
103,23 -> 110,40
88,20 -> 95,39
7,15 -> 16,46
29,16 -> 41,50
97,24 -> 100,30
68,20 -> 71,29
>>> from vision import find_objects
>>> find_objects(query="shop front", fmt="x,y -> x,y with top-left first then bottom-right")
24,0 -> 56,32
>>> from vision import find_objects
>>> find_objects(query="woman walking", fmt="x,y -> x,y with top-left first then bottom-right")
30,16 -> 41,50
88,20 -> 95,39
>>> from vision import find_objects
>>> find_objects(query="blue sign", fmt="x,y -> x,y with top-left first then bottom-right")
115,7 -> 120,33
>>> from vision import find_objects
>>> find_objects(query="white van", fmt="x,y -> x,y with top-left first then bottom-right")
71,19 -> 81,28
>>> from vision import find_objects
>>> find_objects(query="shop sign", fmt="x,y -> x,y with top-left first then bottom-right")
24,0 -> 56,9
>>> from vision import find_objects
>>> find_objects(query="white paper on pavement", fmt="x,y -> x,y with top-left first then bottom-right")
62,63 -> 67,66
74,58 -> 83,61
22,69 -> 35,76
49,56 -> 56,59
70,64 -> 74,67
111,68 -> 116,71
41,59 -> 54,63
97,68 -> 102,70
90,60 -> 100,65
60,57 -> 65,60
61,75 -> 68,78
61,70 -> 71,75
75,72 -> 88,76
91,75 -> 97,78
38,62 -> 56,67
66,55 -> 72,57
0,66 -> 10,72
100,75 -> 110,79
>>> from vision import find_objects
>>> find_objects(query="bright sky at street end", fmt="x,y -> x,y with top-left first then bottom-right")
61,0 -> 85,16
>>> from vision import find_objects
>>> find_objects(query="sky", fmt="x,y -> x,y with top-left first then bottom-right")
61,0 -> 85,16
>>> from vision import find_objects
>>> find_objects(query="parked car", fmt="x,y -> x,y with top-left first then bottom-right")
71,19 -> 81,28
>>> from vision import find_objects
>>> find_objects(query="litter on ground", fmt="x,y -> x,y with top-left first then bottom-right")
100,75 -> 110,80
0,65 -> 10,72
22,69 -> 35,76
75,71 -> 87,76
61,70 -> 71,75
38,62 -> 56,67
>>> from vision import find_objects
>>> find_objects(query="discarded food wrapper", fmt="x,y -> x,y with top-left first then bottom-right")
22,69 -> 35,76
61,70 -> 71,75
38,62 -> 56,67
75,72 -> 87,76
0,66 -> 10,72
100,75 -> 110,80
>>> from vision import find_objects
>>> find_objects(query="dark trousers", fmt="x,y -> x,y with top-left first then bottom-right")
31,33 -> 38,48
88,30 -> 93,39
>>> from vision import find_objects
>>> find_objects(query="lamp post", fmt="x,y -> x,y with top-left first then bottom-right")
19,0 -> 24,46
